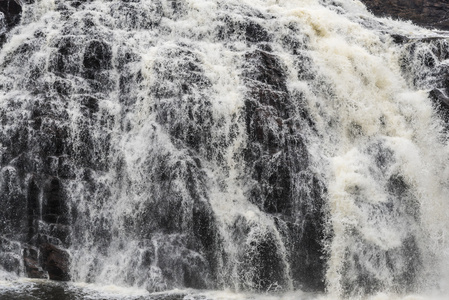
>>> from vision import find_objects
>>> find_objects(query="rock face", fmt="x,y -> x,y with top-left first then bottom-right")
0,0 -> 327,292
361,0 -> 449,30
398,36 -> 449,128
40,243 -> 71,281
242,47 -> 326,291
0,0 -> 22,46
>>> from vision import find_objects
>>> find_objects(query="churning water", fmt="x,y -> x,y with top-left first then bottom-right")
1,0 -> 449,299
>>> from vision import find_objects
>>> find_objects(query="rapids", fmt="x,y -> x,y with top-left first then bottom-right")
1,0 -> 449,299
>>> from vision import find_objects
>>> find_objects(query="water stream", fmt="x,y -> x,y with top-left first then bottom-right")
1,0 -> 449,299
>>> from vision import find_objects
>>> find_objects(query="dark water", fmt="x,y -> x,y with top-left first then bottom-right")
0,280 -> 188,300
0,279 -> 318,300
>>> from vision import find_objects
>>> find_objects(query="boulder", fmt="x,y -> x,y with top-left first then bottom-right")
40,243 -> 70,281
23,257 -> 46,278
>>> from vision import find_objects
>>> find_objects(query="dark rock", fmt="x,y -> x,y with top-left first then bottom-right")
283,175 -> 327,292
241,48 -> 326,292
46,224 -> 71,247
151,46 -> 213,154
23,245 -> 39,261
0,0 -> 331,291
58,155 -> 75,179
80,96 -> 99,114
340,233 -> 420,296
192,199 -> 220,281
24,257 -> 47,279
245,21 -> 269,43
361,0 -> 449,31
27,178 -> 40,241
387,174 -> 420,221
239,230 -> 288,291
40,243 -> 71,281
0,0 -> 22,47
155,235 -> 211,290
49,36 -> 82,75
217,16 -> 269,43
399,37 -> 449,130
244,50 -> 287,92
0,166 -> 27,238
0,1 -> 21,28
0,236 -> 21,253
83,40 -> 112,70
430,88 -> 449,108
429,88 -> 449,127
110,1 -> 162,30
32,234 -> 64,248
0,237 -> 22,275
42,177 -> 69,225
0,252 -> 21,274
390,34 -> 409,44
24,245 -> 48,279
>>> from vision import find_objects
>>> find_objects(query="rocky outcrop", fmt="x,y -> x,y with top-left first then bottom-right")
23,245 -> 46,279
0,0 -> 22,47
242,44 -> 326,291
361,0 -> 449,30
40,243 -> 70,281
397,37 -> 449,129
0,0 -> 327,292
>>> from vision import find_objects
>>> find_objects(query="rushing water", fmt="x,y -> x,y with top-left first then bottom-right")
1,0 -> 449,299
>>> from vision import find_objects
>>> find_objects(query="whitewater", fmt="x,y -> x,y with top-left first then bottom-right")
1,0 -> 449,299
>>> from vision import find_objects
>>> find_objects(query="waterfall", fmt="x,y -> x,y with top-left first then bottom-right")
1,0 -> 449,298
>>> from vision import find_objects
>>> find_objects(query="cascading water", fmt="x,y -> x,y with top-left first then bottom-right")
0,0 -> 448,299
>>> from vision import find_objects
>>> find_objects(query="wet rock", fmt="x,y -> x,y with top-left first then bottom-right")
24,246 -> 47,279
0,237 -> 22,275
217,16 -> 269,43
80,96 -> 99,114
151,46 -> 213,154
245,21 -> 269,43
49,36 -> 83,75
57,155 -> 75,179
253,155 -> 293,215
279,174 -> 327,292
429,88 -> 449,125
0,1 -> 21,28
361,0 -> 449,30
155,235 -> 211,290
43,177 -> 69,225
46,224 -> 71,247
390,34 -> 409,44
109,1 -> 163,30
27,178 -> 40,241
244,50 -> 287,93
24,257 -> 47,279
192,199 -> 220,280
0,0 -> 331,291
340,233 -> 421,296
242,48 -> 326,292
0,236 -> 21,253
239,230 -> 288,291
0,0 -> 22,47
0,166 -> 27,238
40,243 -> 71,281
0,252 -> 21,274
83,40 -> 112,71
399,37 -> 449,130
